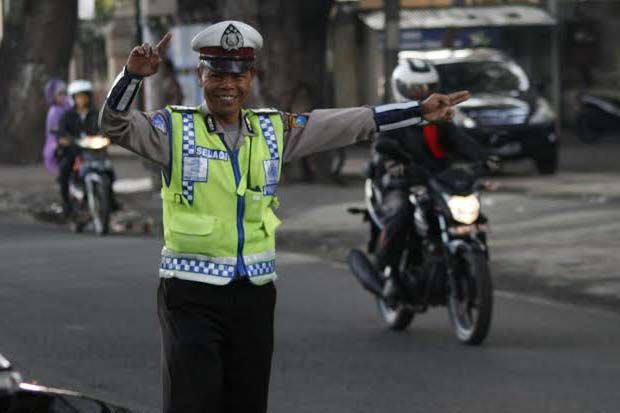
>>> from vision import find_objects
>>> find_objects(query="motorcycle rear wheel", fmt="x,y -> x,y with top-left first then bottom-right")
447,251 -> 493,345
377,297 -> 414,331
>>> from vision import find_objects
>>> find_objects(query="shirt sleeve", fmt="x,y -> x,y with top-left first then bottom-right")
282,107 -> 376,163
99,67 -> 170,169
282,101 -> 426,163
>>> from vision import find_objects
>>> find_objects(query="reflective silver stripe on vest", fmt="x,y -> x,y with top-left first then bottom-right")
160,248 -> 276,279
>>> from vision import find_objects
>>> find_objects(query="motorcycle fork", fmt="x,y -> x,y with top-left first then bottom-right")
437,215 -> 464,301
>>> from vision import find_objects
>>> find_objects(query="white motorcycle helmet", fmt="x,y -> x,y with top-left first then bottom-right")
67,79 -> 93,97
391,58 -> 439,103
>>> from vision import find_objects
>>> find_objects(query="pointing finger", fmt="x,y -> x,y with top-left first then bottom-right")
448,90 -> 470,106
156,32 -> 173,53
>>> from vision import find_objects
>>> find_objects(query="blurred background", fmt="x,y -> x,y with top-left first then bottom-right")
1,2 -> 620,412
1,0 -> 619,165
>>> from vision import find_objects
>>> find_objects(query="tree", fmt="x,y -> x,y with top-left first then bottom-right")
0,0 -> 78,164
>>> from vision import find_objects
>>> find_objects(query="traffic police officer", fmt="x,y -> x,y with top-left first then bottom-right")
99,20 -> 469,413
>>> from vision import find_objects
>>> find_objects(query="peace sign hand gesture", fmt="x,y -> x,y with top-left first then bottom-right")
421,91 -> 470,123
126,32 -> 172,77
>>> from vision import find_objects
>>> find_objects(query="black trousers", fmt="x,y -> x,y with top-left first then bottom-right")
375,189 -> 415,269
57,147 -> 78,212
158,278 -> 276,413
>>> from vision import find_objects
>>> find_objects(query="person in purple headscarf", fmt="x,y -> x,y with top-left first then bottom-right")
43,79 -> 70,173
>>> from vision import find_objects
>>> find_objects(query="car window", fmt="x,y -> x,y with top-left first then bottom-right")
435,60 -> 529,94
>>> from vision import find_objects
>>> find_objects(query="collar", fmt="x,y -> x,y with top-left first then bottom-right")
199,102 -> 256,136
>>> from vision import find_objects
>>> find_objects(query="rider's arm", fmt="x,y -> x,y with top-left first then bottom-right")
57,112 -> 74,146
282,101 -> 425,163
99,67 -> 170,169
439,122 -> 489,162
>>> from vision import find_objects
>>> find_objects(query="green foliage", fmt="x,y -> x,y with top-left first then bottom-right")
95,0 -> 115,20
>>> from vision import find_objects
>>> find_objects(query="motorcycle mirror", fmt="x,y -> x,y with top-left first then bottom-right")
374,140 -> 412,162
1,352 -> 131,413
1,384 -> 133,412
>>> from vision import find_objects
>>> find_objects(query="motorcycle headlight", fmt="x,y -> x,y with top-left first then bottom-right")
447,195 -> 480,225
529,98 -> 555,124
79,136 -> 111,150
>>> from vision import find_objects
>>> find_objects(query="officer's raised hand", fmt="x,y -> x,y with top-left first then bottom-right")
421,90 -> 470,123
126,32 -> 172,77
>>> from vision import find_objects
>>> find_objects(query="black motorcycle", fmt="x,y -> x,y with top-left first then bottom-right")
577,92 -> 620,143
347,140 -> 493,345
68,135 -> 116,235
1,352 -> 131,412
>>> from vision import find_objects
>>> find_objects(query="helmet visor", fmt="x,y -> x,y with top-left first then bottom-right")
395,80 -> 439,100
201,58 -> 254,74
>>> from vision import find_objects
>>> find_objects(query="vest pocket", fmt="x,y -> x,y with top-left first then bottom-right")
262,209 -> 282,236
170,213 -> 217,235
244,189 -> 267,223
168,213 -> 217,253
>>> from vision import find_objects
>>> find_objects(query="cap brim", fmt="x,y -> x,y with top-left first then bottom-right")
203,58 -> 254,74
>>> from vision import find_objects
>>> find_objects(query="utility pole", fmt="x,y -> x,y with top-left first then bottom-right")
548,0 -> 561,127
134,0 -> 145,110
383,0 -> 400,103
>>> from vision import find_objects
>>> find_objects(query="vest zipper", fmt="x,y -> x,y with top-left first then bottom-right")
223,143 -> 248,277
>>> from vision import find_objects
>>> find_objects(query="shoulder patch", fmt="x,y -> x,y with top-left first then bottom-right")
169,105 -> 198,113
149,111 -> 168,134
289,114 -> 308,129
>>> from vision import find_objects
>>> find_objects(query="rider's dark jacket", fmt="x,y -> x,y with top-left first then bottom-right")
375,122 -> 489,186
59,109 -> 100,142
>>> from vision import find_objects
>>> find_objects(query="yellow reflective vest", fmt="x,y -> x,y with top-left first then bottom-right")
159,106 -> 284,286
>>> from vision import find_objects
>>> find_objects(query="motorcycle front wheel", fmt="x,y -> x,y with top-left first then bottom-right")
447,250 -> 493,345
376,297 -> 414,331
86,176 -> 111,236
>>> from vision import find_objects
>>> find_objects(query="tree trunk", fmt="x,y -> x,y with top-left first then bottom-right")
256,1 -> 332,111
0,0 -> 78,164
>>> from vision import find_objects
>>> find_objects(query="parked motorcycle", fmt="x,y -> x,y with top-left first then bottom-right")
577,92 -> 620,143
347,140 -> 493,345
68,135 -> 116,235
1,352 -> 131,412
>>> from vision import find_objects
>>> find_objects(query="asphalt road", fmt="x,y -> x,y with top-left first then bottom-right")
1,216 -> 619,412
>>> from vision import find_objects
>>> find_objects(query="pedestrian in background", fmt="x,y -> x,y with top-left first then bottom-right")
43,79 -> 70,173
99,20 -> 468,413
57,80 -> 100,217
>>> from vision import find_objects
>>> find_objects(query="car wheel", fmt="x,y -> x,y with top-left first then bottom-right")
533,146 -> 558,175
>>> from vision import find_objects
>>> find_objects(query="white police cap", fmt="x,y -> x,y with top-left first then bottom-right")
191,21 -> 263,74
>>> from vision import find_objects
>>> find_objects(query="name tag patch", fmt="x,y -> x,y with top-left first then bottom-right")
263,159 -> 279,185
196,146 -> 229,161
183,157 -> 208,182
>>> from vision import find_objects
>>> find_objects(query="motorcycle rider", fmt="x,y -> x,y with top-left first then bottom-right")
373,58 -> 499,300
58,80 -> 119,218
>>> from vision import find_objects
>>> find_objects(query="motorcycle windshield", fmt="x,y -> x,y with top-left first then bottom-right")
433,167 -> 477,195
